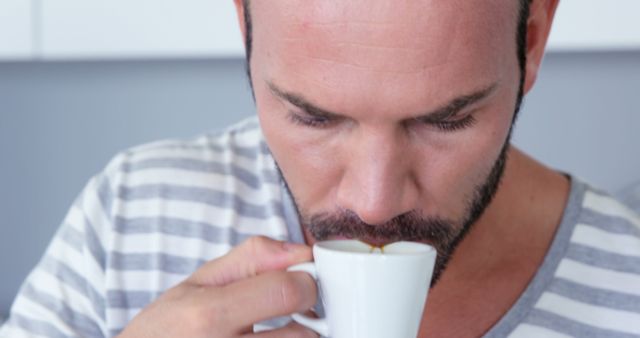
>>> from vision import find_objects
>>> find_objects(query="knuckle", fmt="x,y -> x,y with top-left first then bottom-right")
182,302 -> 213,333
275,273 -> 314,312
243,236 -> 279,273
245,235 -> 271,255
183,288 -> 226,333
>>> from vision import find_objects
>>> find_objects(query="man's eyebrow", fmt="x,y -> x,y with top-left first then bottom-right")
415,83 -> 498,122
268,81 -> 342,119
268,80 -> 498,121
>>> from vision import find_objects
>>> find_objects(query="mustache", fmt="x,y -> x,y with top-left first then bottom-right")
305,210 -> 460,286
305,210 -> 458,252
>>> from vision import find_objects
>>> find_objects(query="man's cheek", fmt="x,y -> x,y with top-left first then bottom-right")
416,151 -> 484,214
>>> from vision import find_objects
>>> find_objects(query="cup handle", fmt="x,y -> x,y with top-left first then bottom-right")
287,262 -> 330,337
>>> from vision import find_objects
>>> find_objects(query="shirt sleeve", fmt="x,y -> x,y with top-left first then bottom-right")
0,167 -> 117,338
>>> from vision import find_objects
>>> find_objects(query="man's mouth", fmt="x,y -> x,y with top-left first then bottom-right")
327,235 -> 397,248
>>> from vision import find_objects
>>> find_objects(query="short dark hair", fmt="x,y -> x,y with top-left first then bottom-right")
514,0 -> 533,117
242,0 -> 253,80
242,0 -> 533,113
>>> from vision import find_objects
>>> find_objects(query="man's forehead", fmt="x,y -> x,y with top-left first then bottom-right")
251,0 -> 517,34
251,0 -> 517,73
249,0 -> 519,116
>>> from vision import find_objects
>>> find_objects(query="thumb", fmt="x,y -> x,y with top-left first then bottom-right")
188,236 -> 312,287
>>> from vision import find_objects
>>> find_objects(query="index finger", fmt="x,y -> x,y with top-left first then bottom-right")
188,236 -> 312,287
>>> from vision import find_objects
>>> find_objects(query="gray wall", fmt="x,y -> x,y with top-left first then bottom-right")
513,52 -> 640,190
1,52 -> 639,314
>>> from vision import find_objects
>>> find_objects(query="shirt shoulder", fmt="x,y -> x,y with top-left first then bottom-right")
579,184 -> 640,242
101,115 -> 288,231
110,117 -> 277,182
506,180 -> 640,337
102,116 -> 282,205
88,117 -> 292,333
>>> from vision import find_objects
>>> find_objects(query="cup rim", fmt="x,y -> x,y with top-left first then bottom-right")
314,239 -> 436,257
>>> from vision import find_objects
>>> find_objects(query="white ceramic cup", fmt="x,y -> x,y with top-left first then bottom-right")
287,240 -> 437,338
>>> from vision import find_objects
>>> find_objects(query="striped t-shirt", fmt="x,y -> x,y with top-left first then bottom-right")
1,117 -> 639,338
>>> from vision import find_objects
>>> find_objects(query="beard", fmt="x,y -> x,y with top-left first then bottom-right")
278,138 -> 510,287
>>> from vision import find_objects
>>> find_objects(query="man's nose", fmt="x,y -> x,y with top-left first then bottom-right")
336,130 -> 420,226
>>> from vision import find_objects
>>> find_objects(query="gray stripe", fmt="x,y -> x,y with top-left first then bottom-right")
59,225 -> 84,254
106,290 -> 162,309
566,243 -> 640,274
206,141 -> 270,160
113,216 -> 259,245
259,141 -> 272,157
56,217 -> 106,274
264,169 -> 281,185
118,184 -> 284,219
109,252 -> 205,275
96,175 -> 113,218
40,256 -> 106,321
20,283 -> 104,337
7,314 -> 69,338
526,308 -> 639,338
109,328 -> 124,337
122,157 -> 279,189
549,278 -> 640,313
262,169 -> 282,185
579,208 -> 640,237
83,215 -> 107,272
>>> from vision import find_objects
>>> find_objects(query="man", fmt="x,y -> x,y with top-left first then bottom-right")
2,0 -> 639,337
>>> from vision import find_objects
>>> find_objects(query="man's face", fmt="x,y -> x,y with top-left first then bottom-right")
248,0 -> 523,280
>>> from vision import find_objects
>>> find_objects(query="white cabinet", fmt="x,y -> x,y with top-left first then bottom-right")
41,0 -> 245,60
38,0 -> 640,60
547,0 -> 640,51
2,1 -> 640,61
0,0 -> 34,60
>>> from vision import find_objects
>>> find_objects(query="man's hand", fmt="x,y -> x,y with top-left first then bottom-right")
117,236 -> 318,338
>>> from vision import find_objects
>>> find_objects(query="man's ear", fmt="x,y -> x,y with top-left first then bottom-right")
233,0 -> 248,48
523,0 -> 560,94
